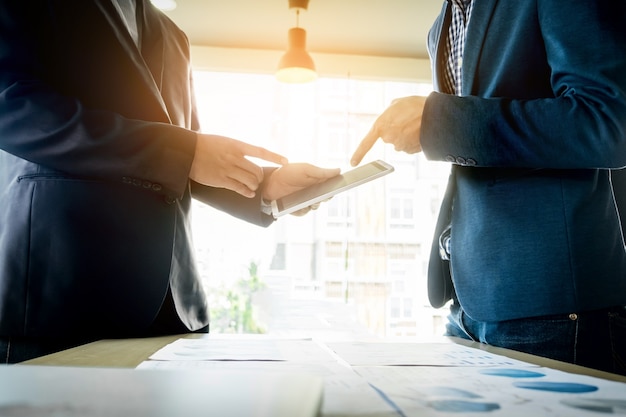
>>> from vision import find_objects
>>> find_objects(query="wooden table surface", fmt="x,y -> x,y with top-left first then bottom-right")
21,334 -> 626,383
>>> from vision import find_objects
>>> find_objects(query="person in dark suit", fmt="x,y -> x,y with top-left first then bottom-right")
0,0 -> 340,363
351,0 -> 626,375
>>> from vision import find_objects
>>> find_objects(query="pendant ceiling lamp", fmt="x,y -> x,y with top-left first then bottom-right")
276,0 -> 317,83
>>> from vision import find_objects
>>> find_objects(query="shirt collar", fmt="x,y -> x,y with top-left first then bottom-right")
450,0 -> 472,12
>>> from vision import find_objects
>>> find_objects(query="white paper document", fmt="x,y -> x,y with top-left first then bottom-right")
325,342 -> 537,367
139,360 -> 398,417
149,336 -> 336,362
354,365 -> 626,417
142,336 -> 401,416
0,365 -> 323,417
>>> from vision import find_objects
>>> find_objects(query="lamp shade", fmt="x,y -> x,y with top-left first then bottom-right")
276,27 -> 317,83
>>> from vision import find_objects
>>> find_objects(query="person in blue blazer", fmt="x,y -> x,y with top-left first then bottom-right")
0,0 -> 339,363
351,0 -> 626,375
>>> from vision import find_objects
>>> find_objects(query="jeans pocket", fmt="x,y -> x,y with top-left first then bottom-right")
608,307 -> 626,375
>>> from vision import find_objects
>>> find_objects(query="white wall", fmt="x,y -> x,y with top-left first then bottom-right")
190,46 -> 433,83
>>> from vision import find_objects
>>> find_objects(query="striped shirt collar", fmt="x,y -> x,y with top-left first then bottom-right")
443,0 -> 475,95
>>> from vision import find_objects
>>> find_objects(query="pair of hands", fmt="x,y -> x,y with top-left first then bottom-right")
189,95 -> 425,210
189,134 -> 340,208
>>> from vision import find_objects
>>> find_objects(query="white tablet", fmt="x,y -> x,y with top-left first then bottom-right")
271,160 -> 394,218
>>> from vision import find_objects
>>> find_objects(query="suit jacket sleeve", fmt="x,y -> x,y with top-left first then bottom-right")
420,0 -> 626,170
190,166 -> 277,227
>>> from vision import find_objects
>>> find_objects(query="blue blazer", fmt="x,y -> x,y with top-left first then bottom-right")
422,0 -> 626,321
0,0 -> 273,337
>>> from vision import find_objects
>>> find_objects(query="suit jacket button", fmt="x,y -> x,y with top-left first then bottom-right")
122,176 -> 132,184
456,156 -> 467,165
164,196 -> 176,204
152,183 -> 162,192
445,155 -> 456,163
466,158 -> 477,166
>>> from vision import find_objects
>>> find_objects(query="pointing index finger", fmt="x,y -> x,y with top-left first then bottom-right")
241,142 -> 288,166
350,127 -> 380,166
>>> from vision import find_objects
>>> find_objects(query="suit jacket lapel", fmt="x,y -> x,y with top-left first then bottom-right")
140,0 -> 166,95
94,0 -> 171,123
429,1 -> 451,92
462,0 -> 498,95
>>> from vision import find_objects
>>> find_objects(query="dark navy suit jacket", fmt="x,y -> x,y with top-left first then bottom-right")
0,0 -> 273,337
423,0 -> 626,321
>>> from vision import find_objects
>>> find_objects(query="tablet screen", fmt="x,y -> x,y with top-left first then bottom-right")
271,160 -> 394,217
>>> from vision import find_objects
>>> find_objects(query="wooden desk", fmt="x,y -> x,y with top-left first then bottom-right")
22,334 -> 191,368
20,334 -> 626,417
22,335 -> 626,383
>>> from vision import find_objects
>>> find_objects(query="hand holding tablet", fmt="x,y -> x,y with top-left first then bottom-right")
270,160 -> 394,218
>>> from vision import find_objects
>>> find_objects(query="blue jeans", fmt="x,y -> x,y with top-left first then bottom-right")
445,301 -> 626,376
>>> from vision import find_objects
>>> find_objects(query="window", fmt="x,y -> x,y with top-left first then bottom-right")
191,71 -> 448,340
389,188 -> 416,230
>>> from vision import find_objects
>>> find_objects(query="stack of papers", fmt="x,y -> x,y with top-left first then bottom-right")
139,336 -> 626,417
